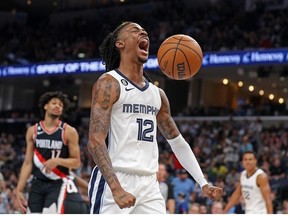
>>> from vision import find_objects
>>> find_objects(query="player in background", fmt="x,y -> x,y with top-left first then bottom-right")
15,91 -> 81,213
88,21 -> 223,214
223,151 -> 273,214
63,172 -> 89,214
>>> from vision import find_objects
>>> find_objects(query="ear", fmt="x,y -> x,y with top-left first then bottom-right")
44,104 -> 48,111
115,40 -> 124,49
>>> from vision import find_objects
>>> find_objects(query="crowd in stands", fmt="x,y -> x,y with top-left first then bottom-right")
1,114 -> 288,213
1,0 -> 288,214
1,0 -> 288,65
178,101 -> 288,117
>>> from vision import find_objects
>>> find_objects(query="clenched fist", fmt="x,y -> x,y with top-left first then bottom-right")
202,184 -> 223,201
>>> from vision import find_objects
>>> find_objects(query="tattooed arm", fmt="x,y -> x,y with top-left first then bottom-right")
157,88 -> 223,201
156,88 -> 180,139
88,74 -> 136,209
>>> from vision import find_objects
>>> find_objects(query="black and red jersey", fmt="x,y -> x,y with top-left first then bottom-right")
32,120 -> 69,180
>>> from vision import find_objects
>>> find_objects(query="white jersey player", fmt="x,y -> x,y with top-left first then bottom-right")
89,70 -> 164,213
105,70 -> 161,175
241,169 -> 267,213
88,21 -> 223,214
223,151 -> 273,214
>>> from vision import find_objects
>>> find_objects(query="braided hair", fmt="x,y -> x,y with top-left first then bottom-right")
99,21 -> 132,72
99,21 -> 153,82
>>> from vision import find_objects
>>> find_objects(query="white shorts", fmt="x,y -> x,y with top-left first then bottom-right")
88,167 -> 166,214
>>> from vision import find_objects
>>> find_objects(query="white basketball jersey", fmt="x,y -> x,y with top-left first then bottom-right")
106,70 -> 161,175
240,169 -> 267,214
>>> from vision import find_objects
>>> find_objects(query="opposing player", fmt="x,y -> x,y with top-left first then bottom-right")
63,172 -> 89,214
15,91 -> 81,213
223,151 -> 273,214
88,21 -> 223,214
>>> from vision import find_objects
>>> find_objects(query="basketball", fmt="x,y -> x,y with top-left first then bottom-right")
157,34 -> 203,80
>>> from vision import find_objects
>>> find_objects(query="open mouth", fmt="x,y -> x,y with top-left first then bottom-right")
138,38 -> 149,53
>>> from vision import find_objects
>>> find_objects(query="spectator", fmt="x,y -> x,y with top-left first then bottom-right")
279,199 -> 288,214
177,193 -> 189,214
199,204 -> 208,214
189,203 -> 200,214
240,135 -> 253,154
269,156 -> 286,181
225,167 -> 240,195
157,162 -> 175,214
0,180 -> 11,213
210,201 -> 224,214
171,169 -> 195,213
269,156 -> 287,189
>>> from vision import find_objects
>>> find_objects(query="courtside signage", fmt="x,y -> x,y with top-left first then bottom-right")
1,48 -> 288,77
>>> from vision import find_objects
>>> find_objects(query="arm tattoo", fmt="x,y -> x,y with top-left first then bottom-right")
159,117 -> 176,139
90,144 -> 118,185
157,89 -> 179,139
88,76 -> 120,186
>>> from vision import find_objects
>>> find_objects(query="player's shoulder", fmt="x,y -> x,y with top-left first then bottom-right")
26,125 -> 35,134
63,123 -> 78,134
157,87 -> 166,96
256,169 -> 269,185
26,123 -> 37,133
94,70 -> 120,87
256,169 -> 268,178
240,169 -> 246,178
102,69 -> 123,78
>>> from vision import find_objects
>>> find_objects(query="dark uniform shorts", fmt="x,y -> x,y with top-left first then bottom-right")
28,177 -> 88,214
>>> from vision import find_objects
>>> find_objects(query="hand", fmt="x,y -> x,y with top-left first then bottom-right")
15,190 -> 27,213
112,189 -> 136,209
202,184 -> 223,201
43,158 -> 58,174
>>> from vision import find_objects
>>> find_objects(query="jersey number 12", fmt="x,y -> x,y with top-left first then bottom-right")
136,118 -> 154,142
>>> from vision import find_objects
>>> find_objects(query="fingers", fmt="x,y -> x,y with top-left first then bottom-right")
202,185 -> 223,201
20,205 -> 27,214
119,200 -> 135,209
42,166 -> 51,174
45,167 -> 52,174
116,194 -> 136,209
18,198 -> 27,213
212,188 -> 223,201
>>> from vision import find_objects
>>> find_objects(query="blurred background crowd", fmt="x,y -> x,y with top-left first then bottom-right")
1,0 -> 288,214
1,116 -> 288,213
1,0 -> 288,66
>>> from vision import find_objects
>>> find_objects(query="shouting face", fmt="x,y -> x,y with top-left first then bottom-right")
116,22 -> 150,64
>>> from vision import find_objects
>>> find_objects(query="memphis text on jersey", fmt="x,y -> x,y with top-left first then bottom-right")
122,103 -> 158,115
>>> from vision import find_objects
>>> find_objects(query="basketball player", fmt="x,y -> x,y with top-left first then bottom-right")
63,172 -> 89,214
223,151 -> 273,214
88,21 -> 223,214
15,91 -> 82,213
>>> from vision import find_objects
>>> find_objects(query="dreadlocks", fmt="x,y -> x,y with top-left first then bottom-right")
38,91 -> 70,117
99,21 -> 153,82
99,21 -> 132,72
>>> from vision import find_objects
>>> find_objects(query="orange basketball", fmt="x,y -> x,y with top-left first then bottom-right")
157,34 -> 203,80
